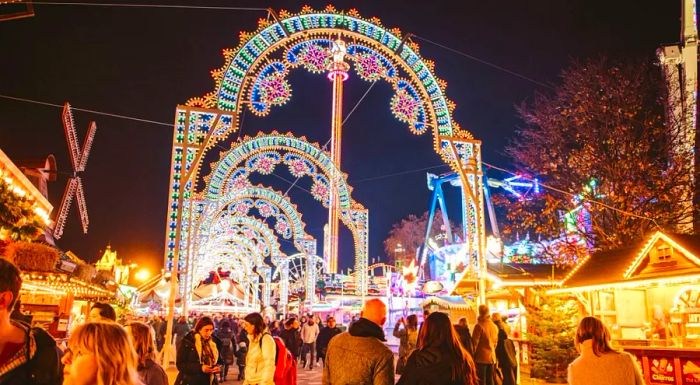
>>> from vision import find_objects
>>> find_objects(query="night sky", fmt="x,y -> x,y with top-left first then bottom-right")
0,0 -> 681,274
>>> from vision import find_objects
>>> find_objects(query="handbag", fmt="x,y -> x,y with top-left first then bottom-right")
493,364 -> 504,385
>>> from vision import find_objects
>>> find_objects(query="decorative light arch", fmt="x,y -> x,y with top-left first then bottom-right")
198,184 -> 316,253
165,6 -> 486,309
209,214 -> 282,257
188,5 -> 467,145
194,235 -> 266,278
205,131 -> 351,210
203,133 -> 369,296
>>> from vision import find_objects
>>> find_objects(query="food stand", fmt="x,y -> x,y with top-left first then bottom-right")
20,270 -> 115,337
548,231 -> 700,385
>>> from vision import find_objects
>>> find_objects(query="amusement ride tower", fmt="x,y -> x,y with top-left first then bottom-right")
326,39 -> 350,274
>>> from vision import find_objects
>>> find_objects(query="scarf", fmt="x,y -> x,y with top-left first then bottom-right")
194,333 -> 219,385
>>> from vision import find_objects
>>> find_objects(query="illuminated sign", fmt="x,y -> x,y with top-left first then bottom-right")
683,359 -> 700,384
650,357 -> 676,384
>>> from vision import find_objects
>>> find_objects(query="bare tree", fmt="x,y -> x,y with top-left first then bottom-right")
497,56 -> 695,263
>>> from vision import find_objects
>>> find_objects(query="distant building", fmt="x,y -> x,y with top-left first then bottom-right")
96,245 -> 131,285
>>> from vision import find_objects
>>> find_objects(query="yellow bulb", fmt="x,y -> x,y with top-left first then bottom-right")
134,269 -> 151,282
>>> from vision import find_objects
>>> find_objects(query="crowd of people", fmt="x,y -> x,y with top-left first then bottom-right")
0,257 -> 646,385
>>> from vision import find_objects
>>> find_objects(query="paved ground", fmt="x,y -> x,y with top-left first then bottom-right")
221,363 -> 324,385
166,357 -> 559,385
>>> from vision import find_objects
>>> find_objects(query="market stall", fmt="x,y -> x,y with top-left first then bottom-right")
549,231 -> 700,385
20,270 -> 115,335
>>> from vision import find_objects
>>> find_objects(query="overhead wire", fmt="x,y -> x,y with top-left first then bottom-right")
282,80 -> 379,196
0,95 -> 664,227
409,34 -> 553,89
0,94 -> 172,127
29,2 -> 267,12
482,161 -> 662,229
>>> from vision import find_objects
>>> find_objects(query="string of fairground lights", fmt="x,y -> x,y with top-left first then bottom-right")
0,95 -> 665,225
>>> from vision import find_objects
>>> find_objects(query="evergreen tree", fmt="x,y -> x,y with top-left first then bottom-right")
528,295 -> 579,382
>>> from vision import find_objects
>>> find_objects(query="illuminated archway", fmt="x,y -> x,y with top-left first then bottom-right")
165,6 -> 486,310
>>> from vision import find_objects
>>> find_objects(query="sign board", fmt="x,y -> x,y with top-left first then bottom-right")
682,359 -> 700,385
650,357 -> 676,385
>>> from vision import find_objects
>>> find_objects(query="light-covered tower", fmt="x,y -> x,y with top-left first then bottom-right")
657,0 -> 698,233
326,39 -> 350,274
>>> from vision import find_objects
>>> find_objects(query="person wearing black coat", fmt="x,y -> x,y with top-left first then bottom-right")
278,318 -> 302,360
175,317 -> 222,385
397,312 -> 478,385
453,318 -> 474,357
215,320 -> 235,382
316,317 -> 342,366
495,324 -> 517,385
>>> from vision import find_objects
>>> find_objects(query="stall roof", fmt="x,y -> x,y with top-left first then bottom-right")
552,231 -> 700,293
488,263 -> 569,281
422,295 -> 471,310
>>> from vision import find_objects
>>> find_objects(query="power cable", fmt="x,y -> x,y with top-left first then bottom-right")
30,2 -> 267,12
351,163 -> 449,184
410,34 -> 553,90
0,94 -> 172,127
283,80 -> 378,196
482,161 -> 662,229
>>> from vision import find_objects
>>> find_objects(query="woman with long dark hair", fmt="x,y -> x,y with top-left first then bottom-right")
568,317 -> 644,385
241,313 -> 275,385
175,316 -> 221,385
397,312 -> 478,385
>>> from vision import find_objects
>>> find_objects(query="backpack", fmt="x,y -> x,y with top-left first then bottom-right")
260,333 -> 297,385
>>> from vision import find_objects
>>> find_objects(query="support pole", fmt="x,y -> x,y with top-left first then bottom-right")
326,39 -> 349,274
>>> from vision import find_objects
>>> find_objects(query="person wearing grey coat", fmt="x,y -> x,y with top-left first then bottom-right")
322,299 -> 394,385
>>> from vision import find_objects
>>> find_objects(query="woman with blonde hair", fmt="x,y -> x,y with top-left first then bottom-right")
568,316 -> 645,385
242,312 -> 275,385
125,322 -> 168,385
61,321 -> 143,385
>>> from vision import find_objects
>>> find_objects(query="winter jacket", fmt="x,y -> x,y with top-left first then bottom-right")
0,321 -> 62,385
453,324 -> 474,357
316,326 -> 342,359
174,321 -> 191,350
243,333 -> 275,385
175,331 -> 220,385
279,327 -> 302,357
322,318 -> 394,385
215,329 -> 235,365
472,317 -> 498,364
301,322 -> 320,344
393,323 -> 418,374
568,340 -> 644,385
138,358 -> 168,385
495,328 -> 517,385
397,346 -> 473,385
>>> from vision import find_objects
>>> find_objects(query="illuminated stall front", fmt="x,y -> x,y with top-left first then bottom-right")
20,268 -> 115,337
549,231 -> 700,385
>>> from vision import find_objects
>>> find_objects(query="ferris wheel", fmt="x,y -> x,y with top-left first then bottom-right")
274,253 -> 326,292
